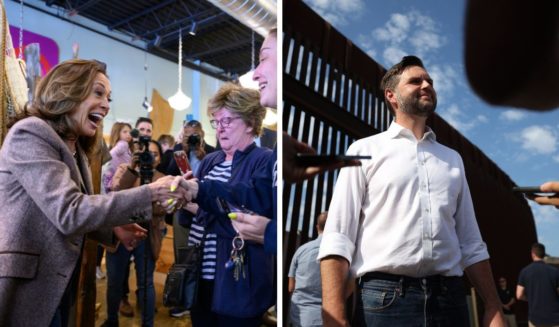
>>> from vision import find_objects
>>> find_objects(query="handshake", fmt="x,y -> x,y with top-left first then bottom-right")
147,174 -> 200,213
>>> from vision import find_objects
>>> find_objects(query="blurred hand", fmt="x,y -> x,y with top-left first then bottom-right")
148,175 -> 188,204
129,151 -> 140,170
527,181 -> 559,209
114,223 -> 147,251
229,212 -> 269,244
170,175 -> 199,200
283,132 -> 361,184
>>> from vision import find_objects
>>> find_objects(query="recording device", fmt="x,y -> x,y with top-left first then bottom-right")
130,128 -> 154,185
512,186 -> 557,197
295,153 -> 371,166
130,128 -> 154,323
187,134 -> 201,147
173,150 -> 191,175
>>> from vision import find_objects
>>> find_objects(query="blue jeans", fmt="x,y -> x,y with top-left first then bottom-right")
106,240 -> 155,326
354,273 -> 470,327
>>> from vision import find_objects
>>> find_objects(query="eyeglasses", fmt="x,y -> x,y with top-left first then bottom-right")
210,116 -> 242,129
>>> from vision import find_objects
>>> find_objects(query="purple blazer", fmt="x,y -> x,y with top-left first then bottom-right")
0,117 -> 153,326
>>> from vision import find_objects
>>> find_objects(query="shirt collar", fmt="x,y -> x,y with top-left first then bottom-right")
387,121 -> 437,142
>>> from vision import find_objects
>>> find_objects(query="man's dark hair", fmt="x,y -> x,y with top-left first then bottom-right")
135,117 -> 153,128
531,242 -> 546,259
380,55 -> 425,114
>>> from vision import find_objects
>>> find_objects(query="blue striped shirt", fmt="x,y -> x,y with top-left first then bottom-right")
188,160 -> 232,280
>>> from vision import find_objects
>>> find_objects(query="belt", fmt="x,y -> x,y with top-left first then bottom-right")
360,271 -> 461,289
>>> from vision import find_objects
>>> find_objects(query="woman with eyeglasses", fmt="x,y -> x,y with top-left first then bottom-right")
185,83 -> 274,326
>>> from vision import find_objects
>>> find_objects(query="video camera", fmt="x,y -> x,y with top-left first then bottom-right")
130,128 -> 153,185
187,134 -> 201,147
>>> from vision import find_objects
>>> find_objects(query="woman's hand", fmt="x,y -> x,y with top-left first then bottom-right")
170,175 -> 199,200
229,212 -> 269,244
114,223 -> 147,250
148,175 -> 188,203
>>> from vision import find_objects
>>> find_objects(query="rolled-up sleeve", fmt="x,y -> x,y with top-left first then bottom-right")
454,159 -> 489,269
317,143 -> 368,265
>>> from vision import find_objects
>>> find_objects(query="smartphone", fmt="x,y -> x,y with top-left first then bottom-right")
173,150 -> 191,174
295,153 -> 371,166
217,198 -> 255,215
512,186 -> 557,196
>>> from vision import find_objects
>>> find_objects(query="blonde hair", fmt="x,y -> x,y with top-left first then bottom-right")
207,83 -> 266,136
108,122 -> 132,149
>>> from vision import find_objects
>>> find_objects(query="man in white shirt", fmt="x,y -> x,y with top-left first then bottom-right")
318,56 -> 506,326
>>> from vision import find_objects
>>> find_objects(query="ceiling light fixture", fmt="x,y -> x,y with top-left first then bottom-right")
142,51 -> 153,112
188,21 -> 197,36
168,27 -> 192,111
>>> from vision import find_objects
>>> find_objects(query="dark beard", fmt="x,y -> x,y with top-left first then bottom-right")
397,93 -> 437,117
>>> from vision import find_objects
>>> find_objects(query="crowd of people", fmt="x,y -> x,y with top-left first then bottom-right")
3,1 -> 559,325
0,27 -> 279,327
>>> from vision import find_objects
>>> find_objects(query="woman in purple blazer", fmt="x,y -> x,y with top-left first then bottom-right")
0,59 -> 185,327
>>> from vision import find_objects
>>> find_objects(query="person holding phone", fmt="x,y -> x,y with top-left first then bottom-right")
318,56 -> 506,326
184,82 -> 274,326
0,59 -> 183,326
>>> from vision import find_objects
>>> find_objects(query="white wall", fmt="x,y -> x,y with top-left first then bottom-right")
5,1 -> 223,139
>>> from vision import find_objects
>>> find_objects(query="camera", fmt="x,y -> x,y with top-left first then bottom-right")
187,134 -> 201,147
130,129 -> 154,185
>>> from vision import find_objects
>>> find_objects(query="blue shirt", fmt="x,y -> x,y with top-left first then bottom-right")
289,235 -> 323,327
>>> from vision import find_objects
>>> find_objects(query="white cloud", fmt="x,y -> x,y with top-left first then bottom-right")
553,154 -> 559,163
382,47 -> 407,66
304,0 -> 365,27
373,13 -> 410,43
519,125 -> 557,155
477,115 -> 489,123
500,110 -> 526,122
530,201 -> 559,224
438,104 -> 488,133
428,64 -> 458,105
359,10 -> 445,65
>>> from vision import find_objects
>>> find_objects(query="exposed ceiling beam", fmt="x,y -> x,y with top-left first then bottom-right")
109,0 -> 175,30
74,0 -> 102,13
186,38 -> 249,59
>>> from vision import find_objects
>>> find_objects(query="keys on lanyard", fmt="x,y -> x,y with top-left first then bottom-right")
225,234 -> 246,281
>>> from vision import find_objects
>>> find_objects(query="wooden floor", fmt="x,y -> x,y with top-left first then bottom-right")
94,226 -> 192,327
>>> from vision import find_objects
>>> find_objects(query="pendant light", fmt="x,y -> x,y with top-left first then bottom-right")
142,51 -> 153,112
168,27 -> 192,111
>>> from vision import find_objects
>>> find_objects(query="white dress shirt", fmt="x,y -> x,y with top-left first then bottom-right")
317,122 -> 489,278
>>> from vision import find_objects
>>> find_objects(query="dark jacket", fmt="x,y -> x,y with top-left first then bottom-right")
197,147 -> 277,253
195,143 -> 275,318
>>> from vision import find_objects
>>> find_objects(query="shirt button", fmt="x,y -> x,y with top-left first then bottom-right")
425,208 -> 429,213
424,233 -> 428,238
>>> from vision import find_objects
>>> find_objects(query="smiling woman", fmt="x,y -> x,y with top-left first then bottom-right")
0,59 -> 188,326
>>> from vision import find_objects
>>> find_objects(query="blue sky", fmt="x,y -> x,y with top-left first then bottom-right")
303,0 -> 559,255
